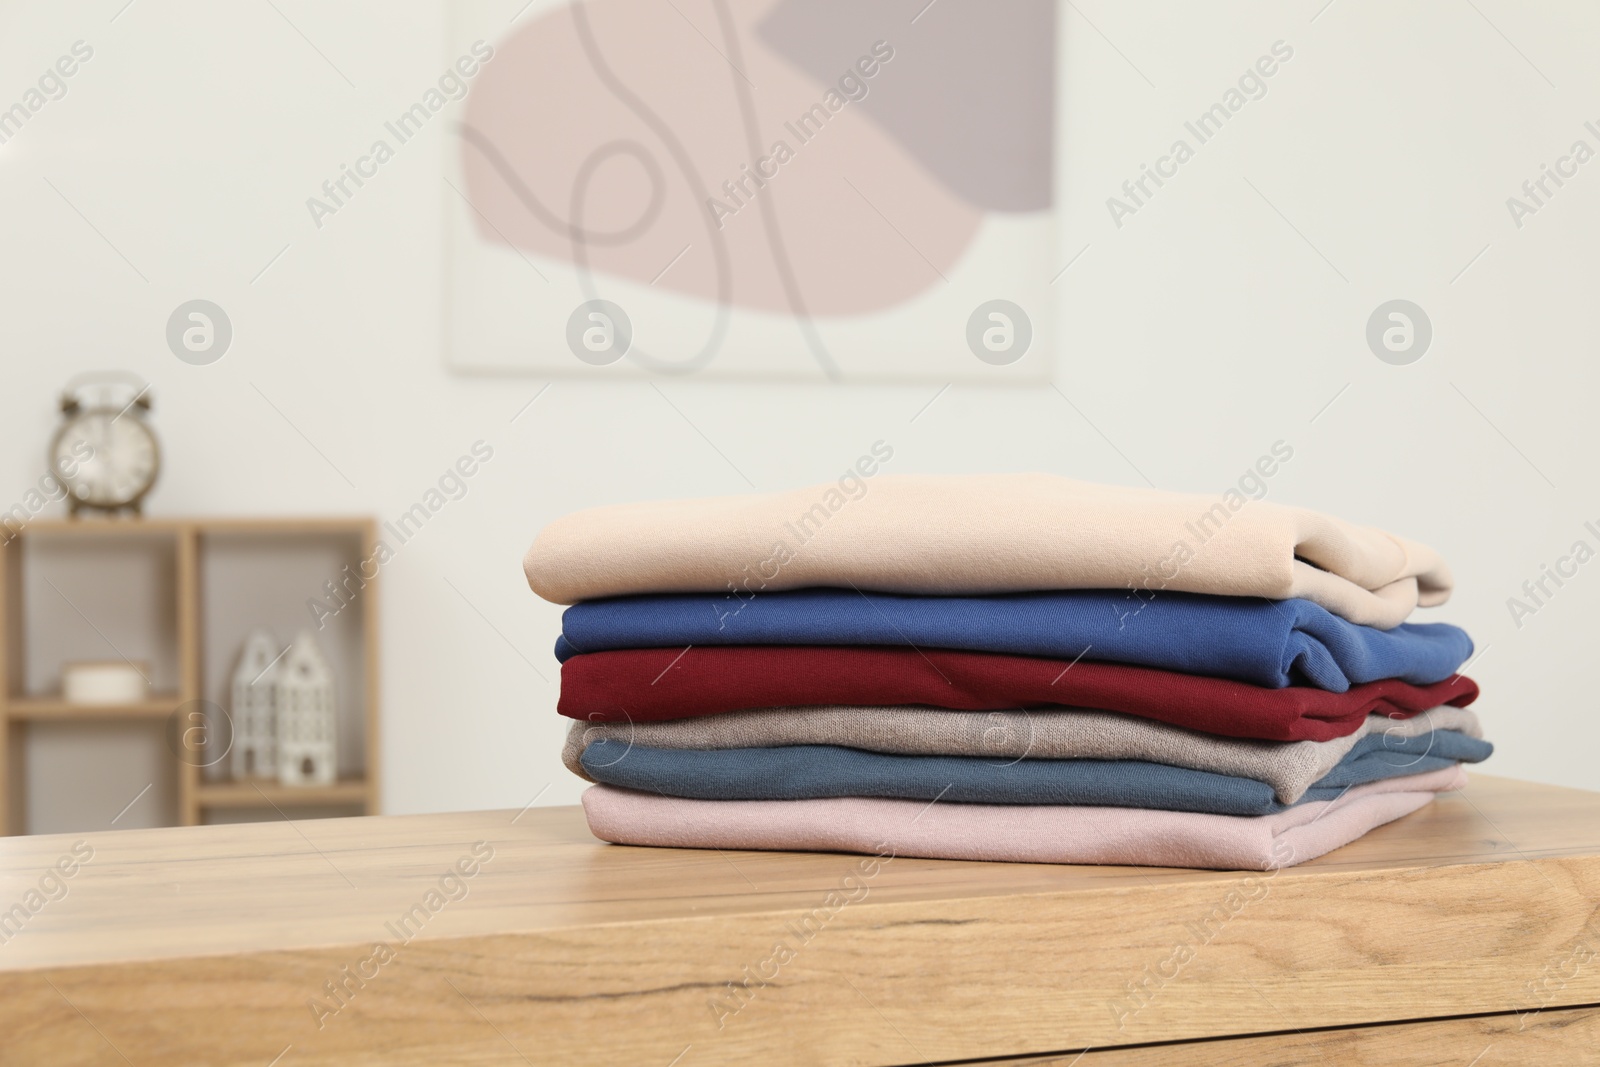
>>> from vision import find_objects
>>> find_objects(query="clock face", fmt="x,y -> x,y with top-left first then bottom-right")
52,409 -> 160,509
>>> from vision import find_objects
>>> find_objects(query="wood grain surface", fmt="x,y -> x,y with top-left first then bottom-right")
978,1004 -> 1600,1065
0,774 -> 1597,1066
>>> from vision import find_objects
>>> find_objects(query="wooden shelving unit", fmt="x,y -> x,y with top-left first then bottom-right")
0,517 -> 379,835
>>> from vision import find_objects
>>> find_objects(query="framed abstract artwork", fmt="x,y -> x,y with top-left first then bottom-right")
444,0 -> 1058,381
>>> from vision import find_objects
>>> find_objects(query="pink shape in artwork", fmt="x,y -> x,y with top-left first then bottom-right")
458,0 -> 989,315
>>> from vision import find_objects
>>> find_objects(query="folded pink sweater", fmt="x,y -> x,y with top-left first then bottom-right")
525,474 -> 1453,628
581,765 -> 1466,870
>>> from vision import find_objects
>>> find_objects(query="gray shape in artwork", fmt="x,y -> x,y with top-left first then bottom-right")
755,0 -> 1055,213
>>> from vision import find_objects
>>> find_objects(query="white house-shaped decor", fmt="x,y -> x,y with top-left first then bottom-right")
230,629 -> 281,780
277,630 -> 338,787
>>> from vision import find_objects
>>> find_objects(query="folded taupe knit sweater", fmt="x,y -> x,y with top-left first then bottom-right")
563,706 -> 1482,804
524,474 -> 1453,628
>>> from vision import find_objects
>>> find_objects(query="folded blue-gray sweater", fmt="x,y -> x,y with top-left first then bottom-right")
578,729 -> 1492,816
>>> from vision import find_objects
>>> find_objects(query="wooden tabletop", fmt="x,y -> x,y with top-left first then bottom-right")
2,773 -> 1599,1066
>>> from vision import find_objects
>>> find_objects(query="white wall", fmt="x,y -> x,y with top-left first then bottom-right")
1,0 -> 1596,818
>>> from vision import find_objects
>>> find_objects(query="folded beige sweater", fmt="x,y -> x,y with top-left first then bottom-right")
563,706 -> 1482,804
524,474 -> 1452,627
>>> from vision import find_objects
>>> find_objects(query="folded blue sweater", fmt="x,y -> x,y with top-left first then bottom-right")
556,588 -> 1473,691
579,730 -> 1492,816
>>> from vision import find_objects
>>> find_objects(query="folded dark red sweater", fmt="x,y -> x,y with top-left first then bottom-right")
557,646 -> 1479,742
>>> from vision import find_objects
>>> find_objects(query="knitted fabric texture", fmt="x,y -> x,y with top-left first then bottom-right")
558,645 -> 1480,742
580,766 -> 1468,870
563,705 -> 1485,803
577,730 -> 1490,814
526,473 -> 1452,628
555,588 -> 1472,691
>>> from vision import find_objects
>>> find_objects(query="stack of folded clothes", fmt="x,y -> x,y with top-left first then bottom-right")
525,474 -> 1489,870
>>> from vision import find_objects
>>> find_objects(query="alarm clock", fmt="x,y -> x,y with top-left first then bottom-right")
50,372 -> 161,516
